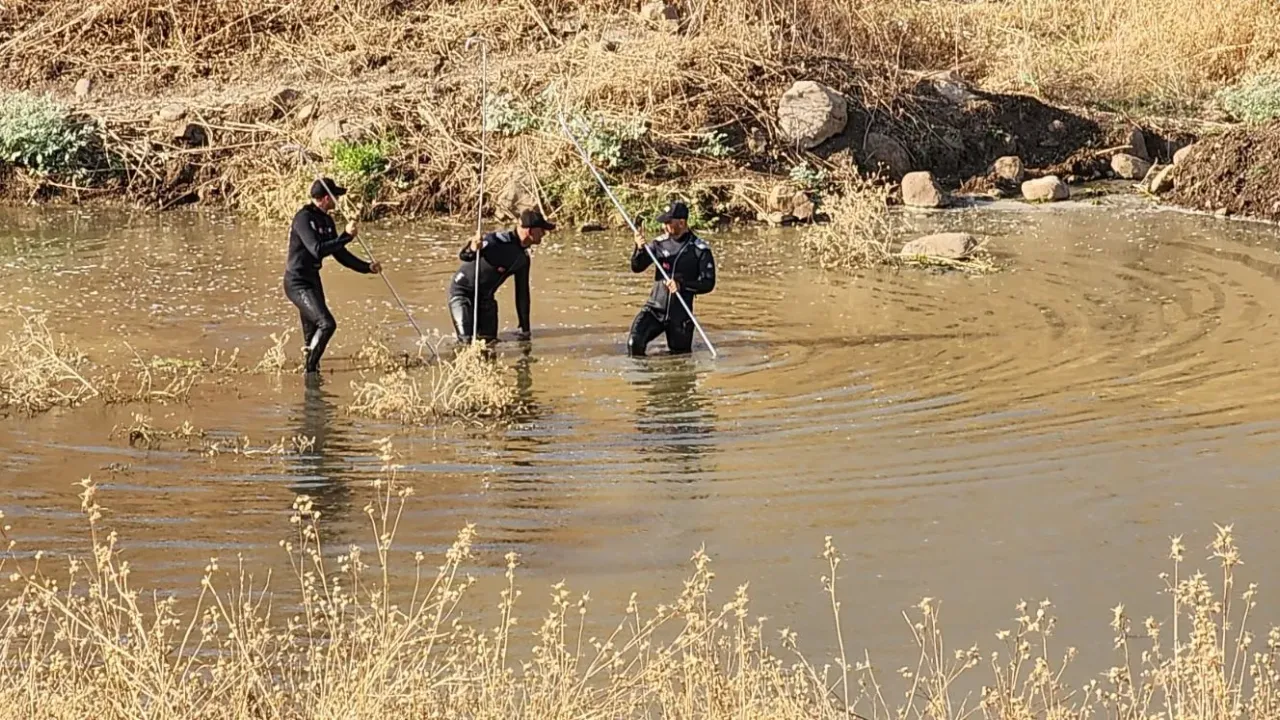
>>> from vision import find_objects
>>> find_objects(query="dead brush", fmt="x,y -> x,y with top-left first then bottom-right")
0,311 -> 98,415
0,441 -> 1275,720
801,176 -> 899,272
355,327 -> 435,373
109,412 -> 204,449
347,342 -> 518,425
197,433 -> 315,458
251,329 -> 293,375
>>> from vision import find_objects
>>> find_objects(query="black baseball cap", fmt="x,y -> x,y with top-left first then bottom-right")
519,208 -> 556,231
310,178 -> 347,200
656,201 -> 689,223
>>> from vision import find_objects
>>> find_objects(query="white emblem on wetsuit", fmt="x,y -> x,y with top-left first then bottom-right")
694,239 -> 709,250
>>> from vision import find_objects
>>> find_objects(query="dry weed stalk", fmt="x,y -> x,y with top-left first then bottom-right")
198,433 -> 316,458
347,342 -> 517,424
252,329 -> 293,375
0,311 -> 98,414
801,177 -> 898,272
0,443 -> 1274,720
109,412 -> 205,449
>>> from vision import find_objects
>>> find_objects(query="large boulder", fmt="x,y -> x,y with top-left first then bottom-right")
901,171 -> 946,208
992,156 -> 1025,183
1127,127 -> 1150,161
777,81 -> 847,150
863,132 -> 912,180
900,232 -> 977,260
1022,176 -> 1069,202
1111,153 -> 1152,180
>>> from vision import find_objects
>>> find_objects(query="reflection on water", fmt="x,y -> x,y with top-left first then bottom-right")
289,376 -> 356,529
632,356 -> 717,483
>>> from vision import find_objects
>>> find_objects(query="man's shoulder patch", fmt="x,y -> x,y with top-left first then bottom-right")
694,238 -> 710,251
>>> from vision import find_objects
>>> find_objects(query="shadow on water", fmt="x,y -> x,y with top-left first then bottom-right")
631,355 -> 718,484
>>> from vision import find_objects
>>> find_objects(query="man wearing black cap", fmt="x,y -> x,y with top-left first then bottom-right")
447,208 -> 555,344
628,201 -> 716,356
283,177 -> 382,375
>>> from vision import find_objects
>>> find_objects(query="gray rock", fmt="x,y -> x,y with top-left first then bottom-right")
73,77 -> 92,99
992,156 -> 1025,183
1111,153 -> 1152,180
310,117 -> 347,149
766,184 -> 794,213
863,132 -> 912,180
901,171 -> 946,208
296,100 -> 317,122
173,122 -> 208,147
791,192 -> 815,222
899,232 -> 977,260
777,81 -> 847,150
1149,165 -> 1176,194
1173,144 -> 1195,166
1127,127 -> 1150,161
639,2 -> 680,32
157,104 -> 187,123
1022,176 -> 1069,202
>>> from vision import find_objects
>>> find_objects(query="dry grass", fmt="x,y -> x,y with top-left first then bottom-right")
347,342 -> 519,425
0,310 -> 98,415
109,412 -> 205,449
251,330 -> 293,375
197,433 -> 316,458
0,441 -> 1274,719
801,176 -> 898,272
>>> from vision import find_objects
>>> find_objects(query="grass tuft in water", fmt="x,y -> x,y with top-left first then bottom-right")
347,342 -> 518,424
109,412 -> 205,449
0,310 -> 98,414
801,177 -> 898,272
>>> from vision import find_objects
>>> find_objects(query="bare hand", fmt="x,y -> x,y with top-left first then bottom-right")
369,261 -> 382,274
633,231 -> 646,249
471,233 -> 483,252
665,277 -> 680,293
346,222 -> 359,239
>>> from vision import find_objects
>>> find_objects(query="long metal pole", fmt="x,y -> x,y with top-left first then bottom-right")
555,112 -> 718,358
466,36 -> 489,343
295,147 -> 439,361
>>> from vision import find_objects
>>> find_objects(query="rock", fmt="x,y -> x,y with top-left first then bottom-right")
1173,144 -> 1195,166
1127,127 -> 1150,161
1149,165 -> 1175,194
172,122 -> 208,147
928,71 -> 977,105
1111,153 -> 1152,180
496,172 -> 538,220
639,2 -> 680,32
1049,119 -> 1066,134
992,156 -> 1025,183
901,171 -> 946,208
767,184 -> 794,213
578,223 -> 605,233
777,81 -> 847,150
73,77 -> 91,99
310,117 -> 347,149
899,232 -> 977,260
156,104 -> 186,123
792,192 -> 816,222
746,127 -> 767,155
1022,176 -> 1069,202
1214,207 -> 1230,218
863,132 -> 911,180
762,212 -> 796,227
296,100 -> 317,122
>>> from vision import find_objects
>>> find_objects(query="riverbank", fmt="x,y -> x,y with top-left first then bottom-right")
1,0 -> 1278,228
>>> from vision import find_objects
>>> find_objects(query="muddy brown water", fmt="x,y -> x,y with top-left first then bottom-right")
3,196 -> 1280,679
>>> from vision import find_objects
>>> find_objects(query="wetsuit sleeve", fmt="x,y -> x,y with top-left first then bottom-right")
292,212 -> 352,259
332,246 -> 373,273
515,262 -> 531,333
631,242 -> 654,273
681,245 -> 716,294
460,233 -> 496,262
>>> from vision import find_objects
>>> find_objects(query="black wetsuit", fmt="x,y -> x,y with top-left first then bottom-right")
447,229 -> 531,343
283,204 -> 373,372
628,230 -> 716,356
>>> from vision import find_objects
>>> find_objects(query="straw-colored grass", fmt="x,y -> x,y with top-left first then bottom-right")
0,311 -> 98,415
109,412 -> 205,449
0,440 -> 1273,719
347,342 -> 519,424
800,177 -> 898,272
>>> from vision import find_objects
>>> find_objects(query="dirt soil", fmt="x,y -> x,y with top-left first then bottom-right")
1170,121 -> 1280,222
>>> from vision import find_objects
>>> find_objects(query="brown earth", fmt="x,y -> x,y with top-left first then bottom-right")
1170,121 -> 1280,222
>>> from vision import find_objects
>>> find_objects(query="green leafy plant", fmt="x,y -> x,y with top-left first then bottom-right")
327,137 -> 395,203
789,161 -> 828,190
1217,73 -> 1280,124
0,92 -> 94,175
695,131 -> 734,159
483,93 -> 541,137
564,111 -> 648,169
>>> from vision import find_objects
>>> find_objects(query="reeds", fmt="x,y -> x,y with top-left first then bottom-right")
347,342 -> 519,424
0,442 -> 1273,720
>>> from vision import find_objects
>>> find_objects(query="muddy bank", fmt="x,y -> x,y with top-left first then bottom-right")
1169,120 -> 1280,222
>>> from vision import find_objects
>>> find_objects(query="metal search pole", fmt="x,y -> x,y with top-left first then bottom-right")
287,144 -> 438,361
555,111 -> 718,359
465,36 -> 489,343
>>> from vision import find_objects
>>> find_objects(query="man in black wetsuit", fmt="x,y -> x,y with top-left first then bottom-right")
283,178 -> 382,375
447,208 -> 555,344
628,201 -> 716,357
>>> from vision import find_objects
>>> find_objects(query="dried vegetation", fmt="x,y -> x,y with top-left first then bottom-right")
348,342 -> 519,425
0,440 -> 1272,719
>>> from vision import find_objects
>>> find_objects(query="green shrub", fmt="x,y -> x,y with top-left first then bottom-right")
1217,73 -> 1280,124
327,137 -> 395,204
0,92 -> 93,175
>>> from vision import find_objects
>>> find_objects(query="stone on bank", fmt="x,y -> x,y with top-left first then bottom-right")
899,232 -> 977,260
777,81 -> 847,150
1022,176 -> 1069,202
901,171 -> 946,208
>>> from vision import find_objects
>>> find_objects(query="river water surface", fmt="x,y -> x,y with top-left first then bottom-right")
3,196 -> 1280,677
